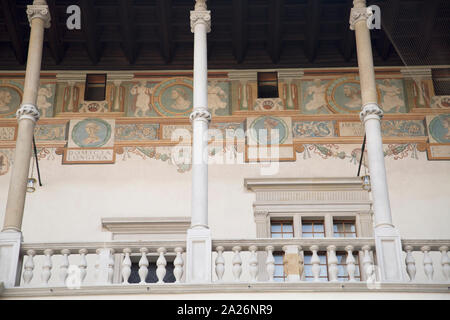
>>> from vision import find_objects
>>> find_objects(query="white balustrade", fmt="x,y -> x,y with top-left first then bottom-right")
122,248 -> 132,284
404,245 -> 416,281
138,247 -> 149,284
156,247 -> 167,284
107,249 -> 115,284
248,245 -> 258,282
327,245 -> 338,282
421,246 -> 434,281
174,247 -> 184,283
265,246 -> 275,282
41,249 -> 54,285
23,249 -> 36,285
232,246 -> 242,281
60,249 -> 70,285
439,246 -> 449,281
345,245 -> 356,282
310,245 -> 321,282
78,249 -> 88,283
215,246 -> 225,281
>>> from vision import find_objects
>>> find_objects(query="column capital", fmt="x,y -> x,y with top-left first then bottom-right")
190,10 -> 211,33
16,103 -> 40,123
359,103 -> 383,122
26,4 -> 51,29
190,109 -> 212,123
349,6 -> 372,30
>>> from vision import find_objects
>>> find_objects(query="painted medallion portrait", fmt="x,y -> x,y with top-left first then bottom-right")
249,116 -> 288,145
152,78 -> 193,116
429,114 -> 450,143
71,118 -> 112,148
0,85 -> 22,117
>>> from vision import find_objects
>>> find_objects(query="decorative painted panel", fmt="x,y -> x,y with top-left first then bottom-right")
0,80 -> 23,118
292,121 -> 336,138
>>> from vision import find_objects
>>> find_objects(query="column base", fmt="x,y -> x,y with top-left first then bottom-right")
0,230 -> 22,288
185,227 -> 212,283
374,225 -> 407,282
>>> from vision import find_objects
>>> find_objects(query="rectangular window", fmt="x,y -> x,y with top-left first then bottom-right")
302,220 -> 325,238
333,220 -> 357,238
257,72 -> 279,98
270,220 -> 294,238
84,74 -> 107,101
304,252 -> 328,281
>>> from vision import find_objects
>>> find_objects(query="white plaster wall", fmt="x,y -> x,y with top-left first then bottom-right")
0,145 -> 449,243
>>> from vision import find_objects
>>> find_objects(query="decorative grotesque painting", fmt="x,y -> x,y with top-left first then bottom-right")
0,84 -> 22,118
301,77 -> 406,114
293,121 -> 336,138
69,118 -> 114,148
36,83 -> 56,118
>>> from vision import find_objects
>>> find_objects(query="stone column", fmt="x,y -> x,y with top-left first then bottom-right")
350,0 -> 406,282
0,0 -> 50,288
185,0 -> 212,283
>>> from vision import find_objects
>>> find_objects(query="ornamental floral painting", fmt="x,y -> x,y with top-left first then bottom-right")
301,76 -> 407,114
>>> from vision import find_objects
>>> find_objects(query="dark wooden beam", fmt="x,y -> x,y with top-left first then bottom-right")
1,0 -> 25,64
80,0 -> 100,64
118,0 -> 137,64
46,0 -> 64,64
341,0 -> 355,62
418,0 -> 440,59
305,0 -> 321,62
232,0 -> 248,63
267,0 -> 284,64
156,0 -> 173,63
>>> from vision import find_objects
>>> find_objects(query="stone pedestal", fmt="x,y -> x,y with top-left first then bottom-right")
0,231 -> 22,288
185,227 -> 212,283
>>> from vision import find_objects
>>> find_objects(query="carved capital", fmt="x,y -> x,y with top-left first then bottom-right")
190,10 -> 211,33
189,109 -> 212,123
16,103 -> 40,122
349,7 -> 372,30
359,103 -> 383,122
26,5 -> 51,28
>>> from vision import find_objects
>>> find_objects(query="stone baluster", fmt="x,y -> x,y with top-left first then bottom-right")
345,245 -> 356,282
248,245 -> 258,282
327,245 -> 338,282
60,249 -> 70,285
439,246 -> 449,281
310,245 -> 321,282
215,246 -> 225,281
265,246 -> 275,282
421,246 -> 434,281
94,248 -> 101,281
78,249 -> 88,283
156,247 -> 167,284
41,249 -> 54,285
122,248 -> 132,284
107,249 -> 115,284
138,248 -> 149,284
232,246 -> 242,281
23,249 -> 36,285
174,247 -> 184,283
362,245 -> 375,282
404,245 -> 416,281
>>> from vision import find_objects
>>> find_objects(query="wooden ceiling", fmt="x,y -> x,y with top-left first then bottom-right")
0,0 -> 449,70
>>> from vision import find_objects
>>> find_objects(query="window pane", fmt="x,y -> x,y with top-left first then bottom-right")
319,265 -> 328,277
344,223 -> 355,232
319,255 -> 327,264
283,233 -> 293,238
283,224 -> 293,232
302,224 -> 313,233
334,223 -> 344,233
313,223 -> 324,232
302,233 -> 313,238
271,224 -> 281,232
304,266 -> 313,277
271,233 -> 282,238
304,255 -> 312,264
274,255 -> 283,264
313,233 -> 325,239
274,266 -> 284,276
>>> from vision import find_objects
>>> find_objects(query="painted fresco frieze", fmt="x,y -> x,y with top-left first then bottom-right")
0,81 -> 23,118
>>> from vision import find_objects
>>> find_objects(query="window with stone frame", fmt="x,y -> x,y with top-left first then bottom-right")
270,220 -> 294,238
333,219 -> 357,238
301,219 -> 325,238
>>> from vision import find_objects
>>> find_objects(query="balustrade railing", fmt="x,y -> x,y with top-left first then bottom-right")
11,238 -> 450,289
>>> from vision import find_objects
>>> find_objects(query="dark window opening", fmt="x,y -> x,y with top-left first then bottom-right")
258,72 -> 279,98
84,74 -> 107,101
432,69 -> 450,96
